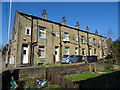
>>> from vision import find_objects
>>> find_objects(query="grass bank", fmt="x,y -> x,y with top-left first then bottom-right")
65,69 -> 119,82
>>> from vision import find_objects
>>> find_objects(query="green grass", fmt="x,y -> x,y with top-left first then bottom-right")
100,69 -> 118,73
65,69 -> 120,82
65,72 -> 102,82
49,84 -> 60,88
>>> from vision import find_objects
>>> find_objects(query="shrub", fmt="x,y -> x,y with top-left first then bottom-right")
29,81 -> 36,88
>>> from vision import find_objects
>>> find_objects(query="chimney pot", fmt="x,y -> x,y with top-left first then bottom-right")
75,22 -> 80,29
95,30 -> 98,34
61,17 -> 66,25
86,26 -> 90,32
42,10 -> 47,19
62,17 -> 65,20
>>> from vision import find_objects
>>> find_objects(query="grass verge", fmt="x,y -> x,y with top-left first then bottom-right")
49,84 -> 60,88
100,69 -> 118,73
65,69 -> 120,82
65,72 -> 102,82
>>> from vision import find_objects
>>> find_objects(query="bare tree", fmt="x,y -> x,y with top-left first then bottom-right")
106,29 -> 113,39
103,26 -> 116,39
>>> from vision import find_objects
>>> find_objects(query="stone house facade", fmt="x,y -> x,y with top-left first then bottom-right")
10,10 -> 107,67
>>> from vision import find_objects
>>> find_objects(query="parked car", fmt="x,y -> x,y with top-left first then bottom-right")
61,55 -> 83,64
76,55 -> 83,62
87,56 -> 98,63
105,53 -> 113,59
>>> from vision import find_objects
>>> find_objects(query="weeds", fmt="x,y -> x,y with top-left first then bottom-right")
29,81 -> 36,88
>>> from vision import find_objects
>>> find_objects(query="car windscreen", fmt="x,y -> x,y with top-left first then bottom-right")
76,56 -> 82,58
63,55 -> 69,58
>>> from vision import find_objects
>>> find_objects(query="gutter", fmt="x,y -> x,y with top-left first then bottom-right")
18,11 -> 106,38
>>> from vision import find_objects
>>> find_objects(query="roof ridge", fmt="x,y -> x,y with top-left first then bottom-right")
17,10 -> 106,38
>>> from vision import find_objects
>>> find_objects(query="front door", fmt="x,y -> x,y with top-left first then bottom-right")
55,47 -> 59,62
22,46 -> 28,64
89,49 -> 91,56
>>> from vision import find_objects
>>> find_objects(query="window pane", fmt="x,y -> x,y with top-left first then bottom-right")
38,27 -> 46,38
23,50 -> 26,54
25,28 -> 31,35
39,31 -> 41,37
27,29 -> 29,34
41,50 -> 44,57
81,36 -> 85,43
76,36 -> 78,41
82,48 -> 85,55
75,47 -> 78,55
65,47 -> 69,55
38,46 -> 45,57
94,48 -> 96,55
64,33 -> 69,40
89,37 -> 91,43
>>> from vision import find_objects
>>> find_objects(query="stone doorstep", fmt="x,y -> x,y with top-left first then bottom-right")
19,64 -> 30,67
97,71 -> 108,74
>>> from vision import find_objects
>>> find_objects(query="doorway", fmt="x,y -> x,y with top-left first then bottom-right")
55,47 -> 59,62
22,44 -> 29,64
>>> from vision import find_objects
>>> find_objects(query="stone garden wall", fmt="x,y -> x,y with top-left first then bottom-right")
2,60 -> 115,89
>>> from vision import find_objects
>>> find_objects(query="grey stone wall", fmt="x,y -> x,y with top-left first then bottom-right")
2,61 -> 113,88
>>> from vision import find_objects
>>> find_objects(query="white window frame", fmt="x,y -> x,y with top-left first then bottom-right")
89,49 -> 92,56
75,47 -> 79,55
56,32 -> 59,37
81,36 -> 85,44
99,40 -> 101,45
93,38 -> 96,45
38,27 -> 46,38
76,36 -> 78,41
89,37 -> 91,43
65,47 -> 69,55
25,28 -> 31,35
38,46 -> 46,58
64,32 -> 69,41
101,40 -> 104,46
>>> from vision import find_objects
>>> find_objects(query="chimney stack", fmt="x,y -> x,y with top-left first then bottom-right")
86,26 -> 90,32
42,10 -> 47,19
75,22 -> 80,29
95,30 -> 98,34
61,17 -> 66,25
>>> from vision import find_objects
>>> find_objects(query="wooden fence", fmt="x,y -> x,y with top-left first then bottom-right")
46,68 -> 79,88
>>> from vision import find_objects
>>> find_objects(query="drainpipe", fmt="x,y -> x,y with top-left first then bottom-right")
36,20 -> 38,64
30,17 -> 33,66
51,23 -> 55,64
59,25 -> 62,60
87,32 -> 90,56
78,30 -> 80,55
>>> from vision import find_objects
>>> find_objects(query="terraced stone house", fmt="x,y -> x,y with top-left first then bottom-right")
9,10 -> 107,67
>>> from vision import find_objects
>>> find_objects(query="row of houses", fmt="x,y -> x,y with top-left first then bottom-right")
8,10 -> 107,67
